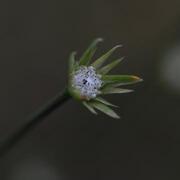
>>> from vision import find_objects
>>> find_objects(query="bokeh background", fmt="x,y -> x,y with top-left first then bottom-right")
0,0 -> 180,179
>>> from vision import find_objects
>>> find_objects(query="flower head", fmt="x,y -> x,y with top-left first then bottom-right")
68,38 -> 142,119
72,66 -> 102,99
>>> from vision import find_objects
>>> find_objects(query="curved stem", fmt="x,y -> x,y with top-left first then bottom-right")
0,89 -> 71,158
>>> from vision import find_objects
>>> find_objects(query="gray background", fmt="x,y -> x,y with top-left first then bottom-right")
0,0 -> 180,179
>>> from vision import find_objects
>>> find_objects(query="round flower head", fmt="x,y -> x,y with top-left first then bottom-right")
72,66 -> 102,99
68,38 -> 142,119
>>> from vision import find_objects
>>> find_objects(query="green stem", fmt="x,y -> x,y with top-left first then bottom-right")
0,89 -> 71,158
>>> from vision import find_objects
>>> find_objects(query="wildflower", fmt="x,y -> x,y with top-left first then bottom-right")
68,38 -> 142,119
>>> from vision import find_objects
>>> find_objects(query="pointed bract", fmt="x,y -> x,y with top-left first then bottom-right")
79,38 -> 103,66
102,75 -> 142,84
92,45 -> 122,69
82,101 -> 97,115
90,101 -> 120,119
94,97 -> 118,107
69,51 -> 76,73
101,87 -> 133,94
99,57 -> 124,75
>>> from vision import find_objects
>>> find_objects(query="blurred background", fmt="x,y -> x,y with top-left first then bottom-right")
0,0 -> 180,179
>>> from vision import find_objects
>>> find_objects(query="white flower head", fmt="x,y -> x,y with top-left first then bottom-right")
72,66 -> 102,99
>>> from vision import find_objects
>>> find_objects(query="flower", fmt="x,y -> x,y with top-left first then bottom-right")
71,66 -> 102,99
68,38 -> 142,119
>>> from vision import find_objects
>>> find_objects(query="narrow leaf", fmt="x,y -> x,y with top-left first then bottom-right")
82,101 -> 97,115
69,51 -> 76,73
91,102 -> 120,119
102,75 -> 143,84
95,97 -> 118,107
101,87 -> 133,94
99,57 -> 124,74
79,38 -> 103,65
92,45 -> 122,69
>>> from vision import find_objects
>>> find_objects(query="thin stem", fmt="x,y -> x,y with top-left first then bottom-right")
0,89 -> 71,158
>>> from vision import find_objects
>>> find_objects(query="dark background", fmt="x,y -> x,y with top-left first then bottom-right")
0,0 -> 180,179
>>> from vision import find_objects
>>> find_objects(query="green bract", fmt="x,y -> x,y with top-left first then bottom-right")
68,38 -> 142,119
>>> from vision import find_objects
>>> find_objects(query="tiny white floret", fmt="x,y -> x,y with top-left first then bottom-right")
72,66 -> 102,99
